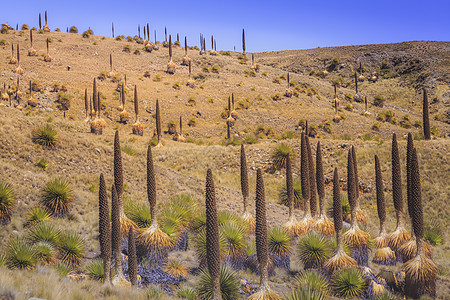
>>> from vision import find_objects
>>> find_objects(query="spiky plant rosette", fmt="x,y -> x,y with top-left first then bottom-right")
177,286 -> 198,299
221,222 -> 247,270
6,237 -> 38,270
278,179 -> 302,209
285,287 -> 328,300
26,221 -> 61,247
85,259 -> 105,282
268,226 -> 292,270
125,201 -> 152,229
331,268 -> 366,298
24,207 -> 51,227
298,232 -> 332,270
272,143 -> 293,170
31,124 -> 59,148
198,265 -> 240,300
163,259 -> 188,279
0,181 -> 15,225
294,269 -> 329,292
58,231 -> 86,267
40,178 -> 73,217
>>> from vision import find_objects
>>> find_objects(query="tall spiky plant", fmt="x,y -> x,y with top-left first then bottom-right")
43,10 -> 49,31
28,29 -> 36,56
205,169 -> 222,300
298,133 -> 313,233
314,141 -> 334,235
242,29 -> 246,54
181,36 -> 191,66
343,147 -> 370,266
44,38 -> 52,62
128,227 -> 137,286
422,88 -> 431,140
167,35 -> 176,74
306,136 -> 317,218
39,13 -> 42,29
84,89 -> 89,120
132,85 -> 143,136
402,147 -> 438,298
175,115 -> 186,141
399,134 -> 432,261
323,168 -> 357,275
113,131 -> 137,235
352,147 -> 367,225
98,174 -> 111,284
241,145 -> 255,231
248,169 -> 281,300
111,183 -> 130,287
14,44 -> 23,74
92,78 -> 98,116
282,153 -> 302,236
155,99 -> 163,147
372,155 -> 396,265
387,133 -> 410,257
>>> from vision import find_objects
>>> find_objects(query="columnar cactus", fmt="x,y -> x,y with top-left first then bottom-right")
248,169 -> 281,300
422,88 -> 431,140
323,168 -> 357,275
98,174 -> 111,284
205,169 -> 221,300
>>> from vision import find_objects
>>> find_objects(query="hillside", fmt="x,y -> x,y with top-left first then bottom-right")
0,27 -> 449,299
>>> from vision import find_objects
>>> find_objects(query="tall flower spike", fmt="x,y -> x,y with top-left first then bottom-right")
423,88 -> 431,140
242,28 -> 246,53
313,141 -> 334,235
306,135 -> 317,218
84,89 -> 88,119
111,183 -> 130,286
205,169 -> 221,300
240,144 -> 249,212
248,169 -> 281,300
114,131 -> 123,198
134,85 -> 139,122
323,168 -> 357,275
352,146 -> 367,225
98,174 -> 111,284
282,153 -> 302,236
403,147 -> 438,298
388,133 -> 410,254
300,133 -> 310,214
155,99 -> 162,147
128,227 -> 137,286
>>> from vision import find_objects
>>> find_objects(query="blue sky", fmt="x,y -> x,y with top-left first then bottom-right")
1,0 -> 449,52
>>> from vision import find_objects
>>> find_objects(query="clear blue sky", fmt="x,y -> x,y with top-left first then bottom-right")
1,0 -> 449,52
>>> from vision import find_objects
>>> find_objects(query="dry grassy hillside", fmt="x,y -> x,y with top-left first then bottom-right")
0,27 -> 449,299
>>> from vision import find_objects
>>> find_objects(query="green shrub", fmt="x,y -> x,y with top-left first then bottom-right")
373,95 -> 385,107
6,238 -> 37,270
58,232 -> 86,267
31,125 -> 59,148
69,26 -> 78,33
244,134 -> 258,144
197,265 -> 240,300
331,268 -> 366,298
40,178 -> 74,216
0,182 -> 15,225
35,158 -> 48,170
85,259 -> 104,281
177,286 -> 198,299
272,143 -> 293,170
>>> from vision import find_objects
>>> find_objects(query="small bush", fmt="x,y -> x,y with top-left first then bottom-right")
371,123 -> 381,131
0,182 -> 15,225
31,125 -> 59,148
331,268 -> 366,298
373,95 -> 385,107
272,143 -> 293,170
244,134 -> 258,144
58,232 -> 86,267
69,26 -> 78,33
6,238 -> 37,270
85,259 -> 104,281
153,74 -> 162,82
40,178 -> 74,217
